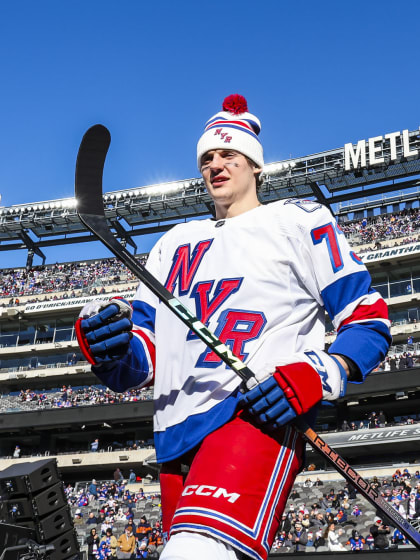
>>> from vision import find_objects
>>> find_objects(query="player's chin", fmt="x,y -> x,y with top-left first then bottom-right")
208,186 -> 227,198
210,181 -> 234,196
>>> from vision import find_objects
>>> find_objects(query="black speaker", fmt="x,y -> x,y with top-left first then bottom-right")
44,530 -> 80,560
0,482 -> 67,522
0,459 -> 60,498
0,460 -> 79,560
17,507 -> 73,542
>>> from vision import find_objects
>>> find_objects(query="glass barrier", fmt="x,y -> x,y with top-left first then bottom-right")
389,280 -> 413,298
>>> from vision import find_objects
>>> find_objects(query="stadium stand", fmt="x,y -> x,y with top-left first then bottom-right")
2,226 -> 420,556
339,207 -> 420,247
2,128 -> 420,556
0,257 -> 143,299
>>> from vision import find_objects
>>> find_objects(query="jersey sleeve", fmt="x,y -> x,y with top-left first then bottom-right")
285,200 -> 391,382
92,240 -> 162,392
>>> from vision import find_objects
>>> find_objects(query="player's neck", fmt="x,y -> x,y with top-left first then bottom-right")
214,194 -> 261,220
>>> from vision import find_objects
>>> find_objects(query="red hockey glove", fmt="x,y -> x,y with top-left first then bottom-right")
239,350 -> 347,430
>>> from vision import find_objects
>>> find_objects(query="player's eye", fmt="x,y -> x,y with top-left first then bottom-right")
200,155 -> 213,170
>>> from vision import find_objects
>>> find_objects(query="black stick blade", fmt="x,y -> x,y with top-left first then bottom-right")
75,124 -> 111,217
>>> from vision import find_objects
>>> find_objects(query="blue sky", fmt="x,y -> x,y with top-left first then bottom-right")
1,0 -> 420,268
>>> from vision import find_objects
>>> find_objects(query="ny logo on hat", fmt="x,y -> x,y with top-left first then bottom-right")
214,129 -> 232,143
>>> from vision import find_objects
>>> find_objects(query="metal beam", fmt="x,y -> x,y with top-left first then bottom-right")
19,230 -> 46,266
111,219 -> 137,252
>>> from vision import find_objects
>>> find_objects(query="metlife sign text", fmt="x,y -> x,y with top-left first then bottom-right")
344,128 -> 420,171
315,423 -> 420,449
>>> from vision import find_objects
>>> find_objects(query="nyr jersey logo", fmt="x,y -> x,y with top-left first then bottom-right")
165,240 -> 214,295
164,240 -> 266,368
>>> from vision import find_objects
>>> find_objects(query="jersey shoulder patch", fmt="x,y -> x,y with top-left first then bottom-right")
284,198 -> 322,213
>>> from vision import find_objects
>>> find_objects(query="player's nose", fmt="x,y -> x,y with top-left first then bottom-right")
209,153 -> 225,170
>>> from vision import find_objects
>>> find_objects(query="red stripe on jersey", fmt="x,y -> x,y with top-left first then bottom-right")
133,328 -> 156,374
338,298 -> 389,331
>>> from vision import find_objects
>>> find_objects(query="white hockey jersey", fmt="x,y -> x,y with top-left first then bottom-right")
96,199 -> 391,463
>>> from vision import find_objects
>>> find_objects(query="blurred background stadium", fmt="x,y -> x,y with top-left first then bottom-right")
1,125 -> 420,556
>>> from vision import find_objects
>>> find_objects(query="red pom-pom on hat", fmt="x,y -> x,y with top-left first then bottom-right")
222,94 -> 248,115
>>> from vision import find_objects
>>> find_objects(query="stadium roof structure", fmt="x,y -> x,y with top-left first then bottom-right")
0,127 -> 419,265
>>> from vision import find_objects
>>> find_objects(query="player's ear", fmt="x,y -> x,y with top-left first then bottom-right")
249,161 -> 263,174
246,156 -> 262,174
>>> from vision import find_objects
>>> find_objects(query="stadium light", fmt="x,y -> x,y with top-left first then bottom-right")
264,161 -> 294,174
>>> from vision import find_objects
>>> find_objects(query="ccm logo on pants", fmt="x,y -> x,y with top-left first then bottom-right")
181,485 -> 240,503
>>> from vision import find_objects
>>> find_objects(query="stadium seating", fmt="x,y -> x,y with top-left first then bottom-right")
2,204 -> 420,556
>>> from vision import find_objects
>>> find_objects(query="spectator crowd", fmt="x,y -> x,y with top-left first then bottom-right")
0,256 -> 147,302
65,476 -> 162,558
379,352 -> 418,370
69,468 -> 420,556
270,469 -> 420,553
1,207 -> 420,304
340,207 -> 420,249
0,385 -> 152,411
15,385 -> 153,409
340,410 -> 420,432
2,207 -> 420,556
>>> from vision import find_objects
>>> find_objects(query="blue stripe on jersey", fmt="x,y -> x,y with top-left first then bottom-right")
155,390 -> 241,463
329,320 -> 391,382
92,335 -> 150,392
321,270 -> 375,320
132,299 -> 156,333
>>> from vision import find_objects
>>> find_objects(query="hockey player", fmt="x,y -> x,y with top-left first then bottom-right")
75,95 -> 391,560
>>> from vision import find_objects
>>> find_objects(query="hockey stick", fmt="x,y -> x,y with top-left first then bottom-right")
75,125 -> 258,389
75,124 -> 420,549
